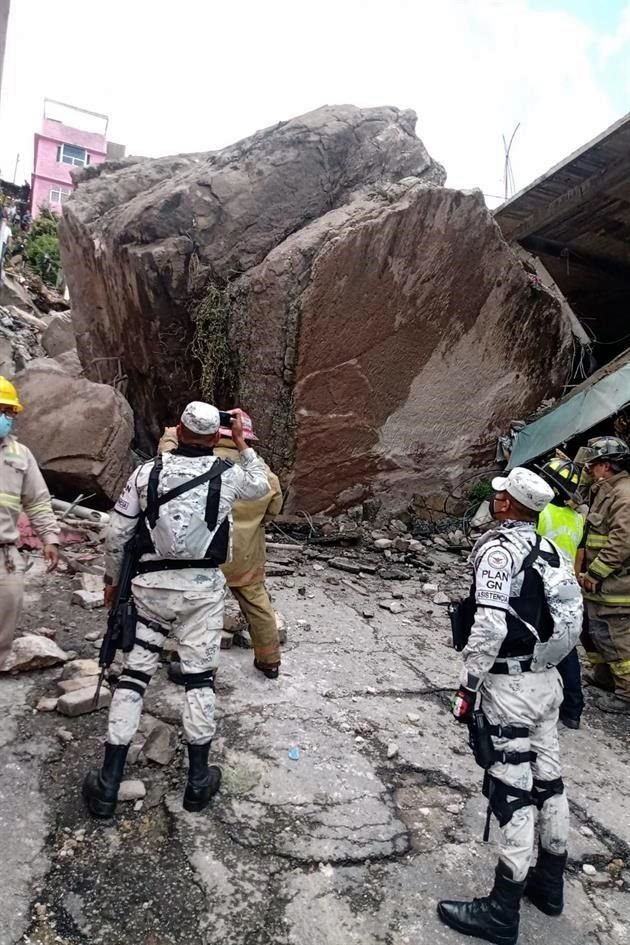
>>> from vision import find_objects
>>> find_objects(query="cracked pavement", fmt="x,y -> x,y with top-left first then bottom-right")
0,551 -> 628,945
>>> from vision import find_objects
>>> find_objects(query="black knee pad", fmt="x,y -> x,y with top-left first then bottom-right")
532,777 -> 565,810
483,772 -> 534,828
116,668 -> 152,698
182,669 -> 216,693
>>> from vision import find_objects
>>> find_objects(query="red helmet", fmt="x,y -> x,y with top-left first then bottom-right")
219,409 -> 258,441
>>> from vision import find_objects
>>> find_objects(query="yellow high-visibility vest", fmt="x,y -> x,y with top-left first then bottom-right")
537,504 -> 584,564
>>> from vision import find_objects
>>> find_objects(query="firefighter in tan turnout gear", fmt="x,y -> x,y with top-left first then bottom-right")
82,403 -> 269,818
438,467 -> 582,945
0,377 -> 59,669
159,410 -> 283,677
579,435 -> 630,707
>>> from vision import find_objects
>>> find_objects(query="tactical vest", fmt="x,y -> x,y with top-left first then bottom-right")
537,503 -> 583,565
468,537 -> 557,661
135,455 -> 233,572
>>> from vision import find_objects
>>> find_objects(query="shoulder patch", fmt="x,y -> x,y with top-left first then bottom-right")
487,548 -> 510,570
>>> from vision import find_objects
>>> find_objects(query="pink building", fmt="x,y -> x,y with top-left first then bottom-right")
31,100 -> 113,216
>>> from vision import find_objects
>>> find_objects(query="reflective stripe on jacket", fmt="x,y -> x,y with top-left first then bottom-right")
537,503 -> 583,564
584,470 -> 630,609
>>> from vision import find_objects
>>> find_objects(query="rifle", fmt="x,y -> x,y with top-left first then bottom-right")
93,535 -> 141,705
448,595 -> 476,651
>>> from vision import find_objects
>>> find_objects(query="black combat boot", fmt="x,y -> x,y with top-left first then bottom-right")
254,658 -> 280,680
437,860 -> 525,945
183,742 -> 222,813
525,845 -> 568,916
82,743 -> 129,819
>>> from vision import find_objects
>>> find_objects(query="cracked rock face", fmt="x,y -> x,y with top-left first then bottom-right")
60,103 -> 574,512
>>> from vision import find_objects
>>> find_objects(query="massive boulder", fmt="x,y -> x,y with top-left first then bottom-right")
59,104 -> 575,513
14,357 -> 134,501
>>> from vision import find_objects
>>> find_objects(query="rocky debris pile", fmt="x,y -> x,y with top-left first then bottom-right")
60,104 -> 576,515
0,304 -> 46,377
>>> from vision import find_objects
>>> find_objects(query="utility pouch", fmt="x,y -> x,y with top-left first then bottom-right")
449,595 -> 475,651
468,710 -> 496,770
120,599 -> 137,653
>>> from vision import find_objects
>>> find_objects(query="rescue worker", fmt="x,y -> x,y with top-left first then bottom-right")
579,435 -> 630,708
438,467 -> 582,945
536,458 -> 585,728
0,377 -> 59,669
82,403 -> 269,818
158,410 -> 283,678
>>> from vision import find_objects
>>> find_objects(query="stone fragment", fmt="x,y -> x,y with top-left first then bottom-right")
30,626 -> 57,640
379,568 -> 411,581
57,728 -> 74,743
142,722 -> 178,766
118,780 -> 147,802
275,611 -> 288,644
84,631 -> 100,642
72,589 -> 103,610
41,311 -> 75,358
328,558 -> 363,575
393,538 -> 411,553
389,520 -> 408,535
582,864 -> 597,876
373,538 -> 393,550
36,696 -> 58,712
266,563 -> 295,576
379,600 -> 405,614
1,634 -> 69,673
387,743 -> 399,759
422,583 -> 439,595
406,712 -> 421,724
61,658 -> 100,680
363,607 -> 375,619
80,572 -> 104,594
220,631 -> 234,650
57,685 -> 111,717
433,592 -> 450,605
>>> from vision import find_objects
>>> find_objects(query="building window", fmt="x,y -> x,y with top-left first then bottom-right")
49,186 -> 72,206
56,143 -> 90,167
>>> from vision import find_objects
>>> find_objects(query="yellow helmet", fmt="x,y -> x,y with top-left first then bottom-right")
0,377 -> 24,413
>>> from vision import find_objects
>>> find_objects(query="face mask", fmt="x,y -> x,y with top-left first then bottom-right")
0,414 -> 14,438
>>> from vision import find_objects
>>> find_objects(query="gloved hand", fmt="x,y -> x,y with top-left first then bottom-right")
451,686 -> 476,723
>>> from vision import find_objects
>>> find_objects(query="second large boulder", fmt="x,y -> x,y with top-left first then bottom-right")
14,357 -> 134,501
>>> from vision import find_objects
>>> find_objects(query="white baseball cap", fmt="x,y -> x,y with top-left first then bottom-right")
180,401 -> 220,436
491,467 -> 554,513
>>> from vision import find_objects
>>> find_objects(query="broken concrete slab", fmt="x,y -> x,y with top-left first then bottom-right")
71,589 -> 103,610
56,685 -> 111,717
57,676 -> 109,695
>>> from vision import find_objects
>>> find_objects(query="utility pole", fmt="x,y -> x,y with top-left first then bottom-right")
12,151 -> 19,183
502,123 -> 520,201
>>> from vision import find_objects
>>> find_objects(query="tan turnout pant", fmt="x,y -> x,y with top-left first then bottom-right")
230,582 -> 281,665
0,546 -> 25,670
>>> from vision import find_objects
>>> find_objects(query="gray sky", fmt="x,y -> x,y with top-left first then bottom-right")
1,0 -> 629,206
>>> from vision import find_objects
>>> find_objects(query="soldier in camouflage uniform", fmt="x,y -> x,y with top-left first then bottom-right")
438,468 -> 583,945
83,403 -> 269,818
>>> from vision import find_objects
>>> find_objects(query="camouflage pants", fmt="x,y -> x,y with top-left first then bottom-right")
481,670 -> 569,882
107,569 -> 225,746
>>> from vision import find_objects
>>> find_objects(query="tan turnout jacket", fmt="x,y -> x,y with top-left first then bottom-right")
0,436 -> 59,545
158,429 -> 282,586
584,470 -> 630,610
